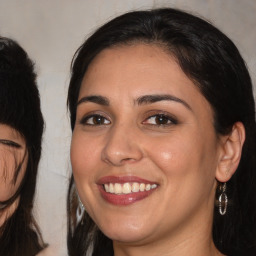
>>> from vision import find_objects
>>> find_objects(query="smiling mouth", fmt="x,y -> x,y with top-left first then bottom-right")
103,182 -> 158,195
98,176 -> 159,205
99,183 -> 158,205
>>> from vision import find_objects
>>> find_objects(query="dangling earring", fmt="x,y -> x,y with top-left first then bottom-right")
219,182 -> 228,215
76,192 -> 85,225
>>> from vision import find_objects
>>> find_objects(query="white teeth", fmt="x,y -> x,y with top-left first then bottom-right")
109,183 -> 114,193
131,182 -> 140,192
104,184 -> 109,192
140,183 -> 145,192
151,184 -> 157,189
145,184 -> 151,191
103,182 -> 158,194
123,183 -> 131,194
114,183 -> 122,194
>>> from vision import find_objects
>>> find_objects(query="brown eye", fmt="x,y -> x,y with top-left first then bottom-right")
92,116 -> 106,125
81,114 -> 111,126
143,114 -> 177,126
155,115 -> 170,125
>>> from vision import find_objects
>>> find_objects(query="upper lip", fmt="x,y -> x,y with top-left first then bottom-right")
97,175 -> 157,185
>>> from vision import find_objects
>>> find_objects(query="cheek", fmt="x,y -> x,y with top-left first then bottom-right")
71,132 -> 100,179
146,130 -> 218,184
71,132 -> 104,216
146,134 -> 218,218
146,134 -> 196,170
159,151 -> 172,161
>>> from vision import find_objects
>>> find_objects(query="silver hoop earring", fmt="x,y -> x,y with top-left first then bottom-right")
219,183 -> 228,215
76,192 -> 85,225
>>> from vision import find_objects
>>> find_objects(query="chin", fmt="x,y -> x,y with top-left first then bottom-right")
98,220 -> 152,244
105,230 -> 149,244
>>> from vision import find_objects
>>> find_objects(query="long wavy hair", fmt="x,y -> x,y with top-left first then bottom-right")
67,8 -> 256,256
0,37 -> 45,255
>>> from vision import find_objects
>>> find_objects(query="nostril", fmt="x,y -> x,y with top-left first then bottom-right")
123,157 -> 133,161
121,157 -> 139,163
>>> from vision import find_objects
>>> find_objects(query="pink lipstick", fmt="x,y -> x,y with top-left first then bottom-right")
97,176 -> 158,205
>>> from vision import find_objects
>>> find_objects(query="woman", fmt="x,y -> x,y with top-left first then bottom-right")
0,37 -> 45,255
67,8 -> 256,256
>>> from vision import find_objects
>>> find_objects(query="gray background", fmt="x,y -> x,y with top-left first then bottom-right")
0,0 -> 255,255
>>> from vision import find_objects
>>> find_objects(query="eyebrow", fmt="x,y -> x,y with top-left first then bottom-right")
77,95 -> 109,106
76,94 -> 191,111
136,94 -> 192,110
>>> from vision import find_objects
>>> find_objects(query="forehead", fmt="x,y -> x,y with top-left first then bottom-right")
81,44 -> 194,95
80,44 -> 208,106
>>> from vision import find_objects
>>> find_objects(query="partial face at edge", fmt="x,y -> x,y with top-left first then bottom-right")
0,124 -> 27,203
71,44 -> 223,244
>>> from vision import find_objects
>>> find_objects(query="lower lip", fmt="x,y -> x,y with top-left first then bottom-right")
98,185 -> 156,206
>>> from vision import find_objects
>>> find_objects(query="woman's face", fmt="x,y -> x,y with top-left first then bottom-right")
0,124 -> 27,203
71,44 -> 223,245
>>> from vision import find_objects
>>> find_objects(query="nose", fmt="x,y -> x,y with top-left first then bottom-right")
101,123 -> 143,166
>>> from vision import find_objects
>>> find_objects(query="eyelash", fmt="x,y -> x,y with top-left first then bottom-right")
80,112 -> 177,127
80,114 -> 111,126
0,140 -> 21,148
143,113 -> 178,126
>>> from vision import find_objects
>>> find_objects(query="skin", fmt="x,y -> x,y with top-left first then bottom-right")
71,43 -> 235,256
0,124 -> 27,226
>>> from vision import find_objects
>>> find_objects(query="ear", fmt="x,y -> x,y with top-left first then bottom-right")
215,122 -> 245,182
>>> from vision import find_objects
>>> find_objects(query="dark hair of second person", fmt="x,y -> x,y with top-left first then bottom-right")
0,37 -> 45,255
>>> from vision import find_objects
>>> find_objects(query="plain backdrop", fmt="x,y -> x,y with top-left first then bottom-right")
0,0 -> 255,255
